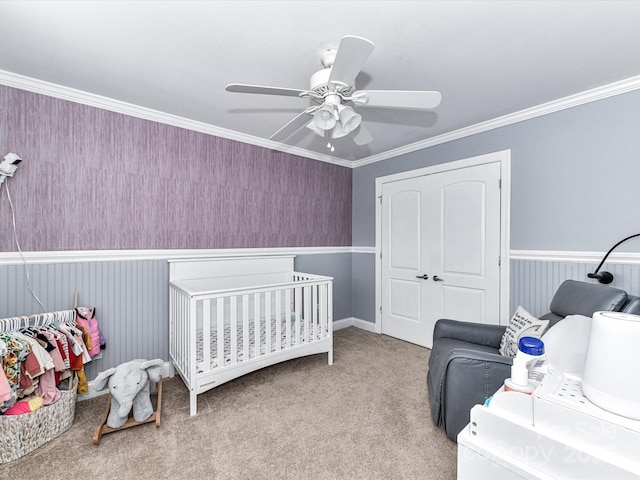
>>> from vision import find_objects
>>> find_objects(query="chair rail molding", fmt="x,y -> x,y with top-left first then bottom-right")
510,249 -> 640,265
0,246 -> 357,266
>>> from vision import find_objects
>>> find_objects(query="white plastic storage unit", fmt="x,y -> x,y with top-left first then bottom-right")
457,371 -> 640,479
169,255 -> 333,416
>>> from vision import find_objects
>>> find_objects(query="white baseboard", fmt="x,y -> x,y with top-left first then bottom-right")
333,317 -> 376,333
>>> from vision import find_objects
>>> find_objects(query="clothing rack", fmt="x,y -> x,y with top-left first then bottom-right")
0,307 -> 79,464
0,309 -> 76,333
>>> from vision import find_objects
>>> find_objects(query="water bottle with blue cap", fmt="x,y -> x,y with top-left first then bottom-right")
504,336 -> 546,394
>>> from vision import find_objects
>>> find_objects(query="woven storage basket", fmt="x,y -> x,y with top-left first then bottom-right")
0,375 -> 78,464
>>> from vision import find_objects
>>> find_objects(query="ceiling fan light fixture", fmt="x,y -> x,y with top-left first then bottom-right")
337,105 -> 362,133
228,35 -> 442,148
306,119 -> 325,137
330,122 -> 349,139
313,105 -> 337,130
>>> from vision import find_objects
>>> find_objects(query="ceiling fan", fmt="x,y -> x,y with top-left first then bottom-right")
225,35 -> 441,146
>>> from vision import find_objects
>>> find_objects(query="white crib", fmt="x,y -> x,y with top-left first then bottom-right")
169,255 -> 333,416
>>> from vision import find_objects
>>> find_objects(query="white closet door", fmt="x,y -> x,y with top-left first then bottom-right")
381,161 -> 501,348
381,176 -> 431,346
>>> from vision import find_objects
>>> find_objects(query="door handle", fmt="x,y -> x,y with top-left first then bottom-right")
433,275 -> 444,282
415,274 -> 429,280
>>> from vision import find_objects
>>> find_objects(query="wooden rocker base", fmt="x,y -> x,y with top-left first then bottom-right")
93,376 -> 163,445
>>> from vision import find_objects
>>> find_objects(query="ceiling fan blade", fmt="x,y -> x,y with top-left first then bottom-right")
270,108 -> 315,142
328,36 -> 375,87
226,83 -> 309,98
352,124 -> 373,146
354,90 -> 442,109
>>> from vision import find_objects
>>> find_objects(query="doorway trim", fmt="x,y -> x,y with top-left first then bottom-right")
374,149 -> 511,335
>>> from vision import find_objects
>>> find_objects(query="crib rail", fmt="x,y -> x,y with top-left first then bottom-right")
169,272 -> 332,414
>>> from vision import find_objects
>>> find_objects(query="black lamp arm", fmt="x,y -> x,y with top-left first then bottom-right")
587,233 -> 640,284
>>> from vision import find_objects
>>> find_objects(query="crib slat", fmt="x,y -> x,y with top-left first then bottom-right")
303,285 -> 310,343
172,289 -> 177,364
275,289 -> 282,351
202,299 -> 211,370
186,295 -> 192,373
189,295 -> 197,398
169,288 -> 175,360
230,296 -> 237,365
172,289 -> 180,370
254,293 -> 261,358
294,286 -> 301,345
328,282 -> 332,335
242,294 -> 249,360
181,293 -> 188,374
265,292 -> 272,355
185,295 -> 190,371
217,298 -> 225,367
312,284 -> 318,339
320,283 -> 328,338
285,289 -> 292,348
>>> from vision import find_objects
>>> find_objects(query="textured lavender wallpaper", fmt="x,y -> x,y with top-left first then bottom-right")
0,85 -> 352,251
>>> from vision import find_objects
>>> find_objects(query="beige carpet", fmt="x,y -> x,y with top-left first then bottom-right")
1,327 -> 457,479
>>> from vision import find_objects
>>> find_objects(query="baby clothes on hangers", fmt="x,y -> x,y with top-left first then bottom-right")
18,351 -> 41,396
13,332 -> 54,376
0,332 -> 29,409
34,368 -> 61,405
13,331 -> 61,403
38,329 -> 66,373
0,340 -> 10,403
56,324 -> 89,393
75,307 -> 105,357
0,367 -> 11,403
0,309 -> 94,413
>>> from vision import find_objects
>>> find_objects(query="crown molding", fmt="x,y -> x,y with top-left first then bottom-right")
2,69 -> 639,170
351,75 -> 640,168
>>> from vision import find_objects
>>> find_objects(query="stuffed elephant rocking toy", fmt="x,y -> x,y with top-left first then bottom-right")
94,359 -> 164,428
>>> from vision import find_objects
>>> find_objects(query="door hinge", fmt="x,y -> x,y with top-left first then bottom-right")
498,255 -> 501,266
379,305 -> 382,313
379,195 -> 383,204
498,179 -> 502,189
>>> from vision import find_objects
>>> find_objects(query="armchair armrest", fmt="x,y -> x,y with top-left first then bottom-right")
433,318 -> 506,349
445,347 -> 513,366
429,345 -> 513,441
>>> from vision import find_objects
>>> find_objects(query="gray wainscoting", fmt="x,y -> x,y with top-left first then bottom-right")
510,259 -> 640,317
293,253 -> 352,321
3,254 -> 638,382
0,252 -> 353,380
351,252 -> 376,325
0,259 -> 168,380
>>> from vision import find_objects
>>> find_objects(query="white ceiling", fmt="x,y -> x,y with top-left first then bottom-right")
1,1 -> 640,166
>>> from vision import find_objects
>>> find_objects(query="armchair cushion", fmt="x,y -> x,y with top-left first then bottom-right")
547,280 -> 627,323
622,296 -> 640,315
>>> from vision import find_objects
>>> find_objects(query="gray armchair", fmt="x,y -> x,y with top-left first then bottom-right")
426,280 -> 632,442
